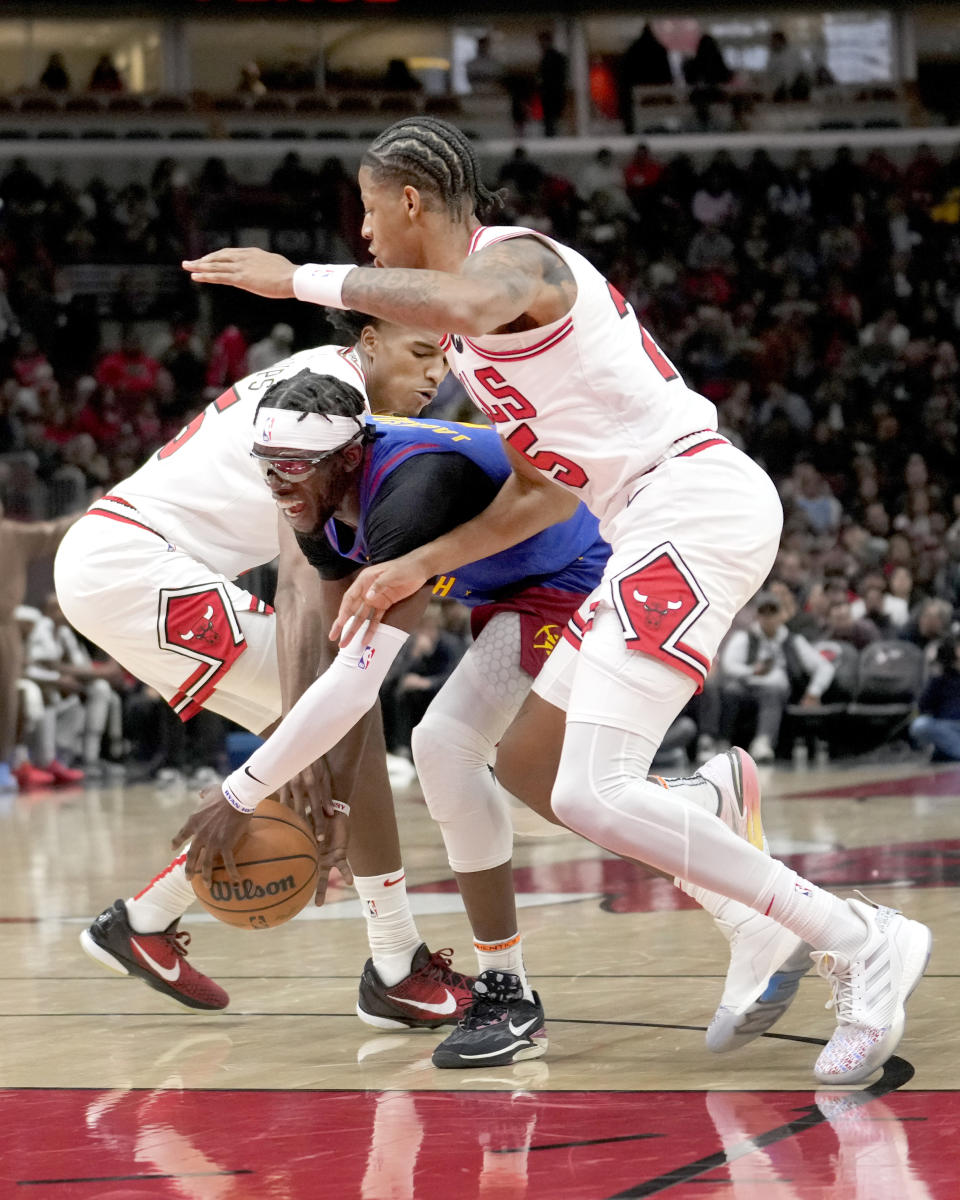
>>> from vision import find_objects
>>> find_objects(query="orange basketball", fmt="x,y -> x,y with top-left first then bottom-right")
190,796 -> 319,929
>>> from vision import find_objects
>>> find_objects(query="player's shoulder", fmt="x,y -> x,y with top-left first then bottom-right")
235,344 -> 367,403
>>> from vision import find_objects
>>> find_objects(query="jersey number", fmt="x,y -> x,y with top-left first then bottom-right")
157,387 -> 241,459
471,366 -> 538,424
507,424 -> 588,489
606,281 -> 678,383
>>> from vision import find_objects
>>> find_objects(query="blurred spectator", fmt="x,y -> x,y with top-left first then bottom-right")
824,598 -> 880,650
236,61 -> 266,97
619,24 -> 673,134
38,52 -> 71,93
247,323 -> 295,374
623,142 -> 664,216
578,148 -> 632,217
466,36 -> 505,95
270,151 -> 316,201
204,324 -> 249,400
900,598 -> 954,655
95,328 -> 163,411
910,636 -> 960,761
157,323 -> 207,420
537,30 -> 568,138
765,30 -> 809,102
0,505 -> 78,792
498,147 -> 545,201
705,589 -> 834,762
87,54 -> 124,94
683,35 -> 733,129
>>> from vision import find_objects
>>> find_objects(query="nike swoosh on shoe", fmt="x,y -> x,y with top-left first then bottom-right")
508,1017 -> 538,1036
387,989 -> 457,1016
130,937 -> 182,983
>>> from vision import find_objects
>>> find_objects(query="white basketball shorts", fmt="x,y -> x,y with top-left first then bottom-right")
534,442 -> 783,731
54,504 -> 280,733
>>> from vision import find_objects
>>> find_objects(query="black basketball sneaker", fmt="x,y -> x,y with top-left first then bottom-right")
80,899 -> 229,1010
357,943 -> 474,1030
432,970 -> 547,1068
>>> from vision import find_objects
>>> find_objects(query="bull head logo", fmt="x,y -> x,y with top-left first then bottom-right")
179,604 -> 219,645
633,591 -> 683,630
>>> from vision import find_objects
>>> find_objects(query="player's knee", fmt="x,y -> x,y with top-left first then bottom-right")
411,710 -> 494,817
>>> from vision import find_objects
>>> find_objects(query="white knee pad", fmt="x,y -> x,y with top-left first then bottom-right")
411,709 -> 514,874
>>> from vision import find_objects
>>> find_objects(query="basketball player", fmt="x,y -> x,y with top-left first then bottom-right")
176,372 -> 772,1069
61,319 -> 479,1023
182,117 -> 932,1085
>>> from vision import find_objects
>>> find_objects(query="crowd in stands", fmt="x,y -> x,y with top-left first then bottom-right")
1,135 -> 959,784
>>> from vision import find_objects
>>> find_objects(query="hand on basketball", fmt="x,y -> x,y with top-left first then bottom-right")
277,760 -> 337,839
314,811 -> 352,905
181,247 -> 297,299
330,556 -> 430,646
174,786 -> 251,887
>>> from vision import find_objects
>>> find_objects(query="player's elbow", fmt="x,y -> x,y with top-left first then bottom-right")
446,285 -> 526,337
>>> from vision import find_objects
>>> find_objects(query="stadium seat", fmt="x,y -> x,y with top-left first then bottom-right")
848,640 -> 925,718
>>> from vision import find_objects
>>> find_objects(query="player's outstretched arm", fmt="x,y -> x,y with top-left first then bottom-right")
330,444 -> 580,644
183,239 -> 550,336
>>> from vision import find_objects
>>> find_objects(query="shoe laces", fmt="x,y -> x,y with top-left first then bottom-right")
159,926 -> 191,960
812,950 -> 857,1022
459,971 -> 523,1029
423,947 -> 470,990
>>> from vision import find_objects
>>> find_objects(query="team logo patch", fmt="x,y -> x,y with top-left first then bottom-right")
532,622 -> 561,656
358,646 -> 376,670
610,543 -> 710,685
158,583 -> 247,720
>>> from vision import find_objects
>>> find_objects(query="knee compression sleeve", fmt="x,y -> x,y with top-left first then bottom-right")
411,614 -> 531,874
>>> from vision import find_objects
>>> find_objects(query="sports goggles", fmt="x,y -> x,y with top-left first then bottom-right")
250,450 -> 339,482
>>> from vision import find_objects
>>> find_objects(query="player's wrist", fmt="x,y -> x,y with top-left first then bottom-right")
292,263 -> 355,310
222,774 -> 259,814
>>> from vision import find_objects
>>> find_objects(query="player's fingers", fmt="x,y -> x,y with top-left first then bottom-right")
172,817 -> 196,850
314,864 -> 332,906
183,839 -> 200,879
221,843 -> 241,886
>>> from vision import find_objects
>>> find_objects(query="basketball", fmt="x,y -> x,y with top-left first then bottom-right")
190,796 -> 319,929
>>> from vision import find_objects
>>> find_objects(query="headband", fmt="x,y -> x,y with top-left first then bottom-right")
253,407 -> 366,453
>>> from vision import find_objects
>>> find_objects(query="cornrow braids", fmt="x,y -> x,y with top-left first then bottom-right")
254,368 -> 366,424
363,117 -> 505,222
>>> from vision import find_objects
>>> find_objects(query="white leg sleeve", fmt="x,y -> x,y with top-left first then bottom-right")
411,613 -> 532,873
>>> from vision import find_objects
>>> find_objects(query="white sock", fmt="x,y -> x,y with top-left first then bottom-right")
125,853 -> 196,932
353,871 -> 422,986
474,932 -> 532,1001
761,869 -> 865,957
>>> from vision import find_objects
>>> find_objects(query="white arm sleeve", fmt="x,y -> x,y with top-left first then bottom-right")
221,623 -> 409,810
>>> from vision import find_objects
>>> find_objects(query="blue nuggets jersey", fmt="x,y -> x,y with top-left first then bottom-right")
323,415 -> 608,607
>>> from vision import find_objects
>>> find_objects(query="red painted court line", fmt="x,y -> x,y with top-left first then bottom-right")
0,1088 -> 955,1199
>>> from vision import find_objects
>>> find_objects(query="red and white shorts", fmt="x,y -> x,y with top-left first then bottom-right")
54,499 -> 280,733
534,441 -> 782,730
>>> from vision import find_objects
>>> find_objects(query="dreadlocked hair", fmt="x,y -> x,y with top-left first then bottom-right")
255,368 -> 374,442
363,117 -> 505,222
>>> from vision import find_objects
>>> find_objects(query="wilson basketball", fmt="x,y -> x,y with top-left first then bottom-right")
190,796 -> 319,929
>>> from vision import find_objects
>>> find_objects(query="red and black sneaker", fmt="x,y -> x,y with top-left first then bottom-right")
357,944 -> 474,1030
79,899 -> 228,1011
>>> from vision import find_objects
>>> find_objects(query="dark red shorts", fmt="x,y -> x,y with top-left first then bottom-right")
470,586 -> 592,679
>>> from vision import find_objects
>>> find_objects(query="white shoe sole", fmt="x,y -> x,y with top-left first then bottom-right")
707,935 -> 812,1052
79,929 -> 130,977
813,917 -> 933,1085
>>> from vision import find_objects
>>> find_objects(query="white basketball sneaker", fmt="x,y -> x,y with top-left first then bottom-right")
812,896 -> 932,1085
706,916 -> 812,1052
698,746 -> 765,850
695,748 -> 813,1050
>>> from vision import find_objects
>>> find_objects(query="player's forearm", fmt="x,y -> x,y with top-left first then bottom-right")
274,526 -> 331,712
405,470 -> 580,581
222,624 -> 409,811
339,266 -> 517,336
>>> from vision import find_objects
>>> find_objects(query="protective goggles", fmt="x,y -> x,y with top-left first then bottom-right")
250,450 -> 338,482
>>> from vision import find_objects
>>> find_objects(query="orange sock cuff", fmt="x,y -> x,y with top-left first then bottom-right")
473,932 -> 522,954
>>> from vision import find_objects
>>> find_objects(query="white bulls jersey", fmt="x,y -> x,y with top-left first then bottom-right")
114,345 -> 367,580
439,226 -> 718,539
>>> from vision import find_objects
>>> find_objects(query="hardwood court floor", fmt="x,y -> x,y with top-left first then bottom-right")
0,758 -> 957,1198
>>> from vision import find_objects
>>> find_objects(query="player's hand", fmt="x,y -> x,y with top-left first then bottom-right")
174,786 -> 251,888
313,810 -> 352,905
277,760 -> 336,838
181,247 -> 297,299
330,556 -> 430,646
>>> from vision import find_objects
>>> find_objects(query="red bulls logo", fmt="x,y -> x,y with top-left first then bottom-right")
610,544 -> 710,686
158,583 -> 247,719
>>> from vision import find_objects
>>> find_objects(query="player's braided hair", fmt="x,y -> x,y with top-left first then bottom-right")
255,368 -> 375,443
363,117 -> 504,222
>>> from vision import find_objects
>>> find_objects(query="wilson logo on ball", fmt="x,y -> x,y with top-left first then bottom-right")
209,874 -> 296,902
